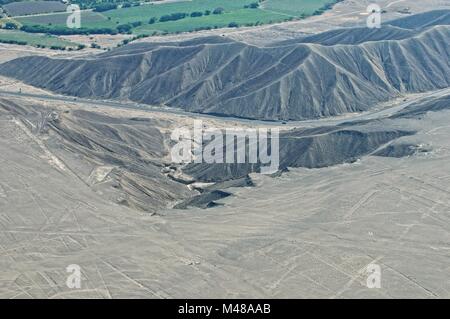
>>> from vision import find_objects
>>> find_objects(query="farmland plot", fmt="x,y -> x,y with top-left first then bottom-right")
2,1 -> 67,17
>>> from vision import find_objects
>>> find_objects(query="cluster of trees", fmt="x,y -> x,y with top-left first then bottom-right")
93,3 -> 118,12
147,7 -> 224,26
0,39 -> 27,45
117,21 -> 142,33
118,32 -> 150,46
20,24 -> 118,35
156,7 -> 224,23
313,0 -> 343,16
159,12 -> 188,22
71,0 -> 149,11
90,1 -> 147,12
121,2 -> 141,9
71,0 -> 142,10
0,38 -> 85,51
19,21 -> 143,36
185,20 -> 266,32
3,22 -> 18,30
190,11 -> 203,18
243,3 -> 260,9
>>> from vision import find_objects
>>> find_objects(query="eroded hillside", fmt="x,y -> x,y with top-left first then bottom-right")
0,11 -> 449,120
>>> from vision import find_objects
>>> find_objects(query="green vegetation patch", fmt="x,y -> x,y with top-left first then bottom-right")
13,0 -> 340,36
104,0 -> 257,23
2,1 -> 67,17
70,0 -> 142,10
134,8 -> 288,34
0,30 -> 81,49
17,11 -> 115,28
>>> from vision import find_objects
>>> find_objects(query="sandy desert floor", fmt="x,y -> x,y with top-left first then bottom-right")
0,0 -> 449,298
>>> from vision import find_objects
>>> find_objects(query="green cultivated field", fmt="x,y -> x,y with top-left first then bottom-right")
2,1 -> 67,17
0,30 -> 80,49
17,11 -> 116,28
13,0 -> 339,36
134,9 -> 288,34
105,0 -> 267,23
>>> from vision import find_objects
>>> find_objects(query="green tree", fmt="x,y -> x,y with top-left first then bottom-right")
4,22 -> 17,29
213,7 -> 224,14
